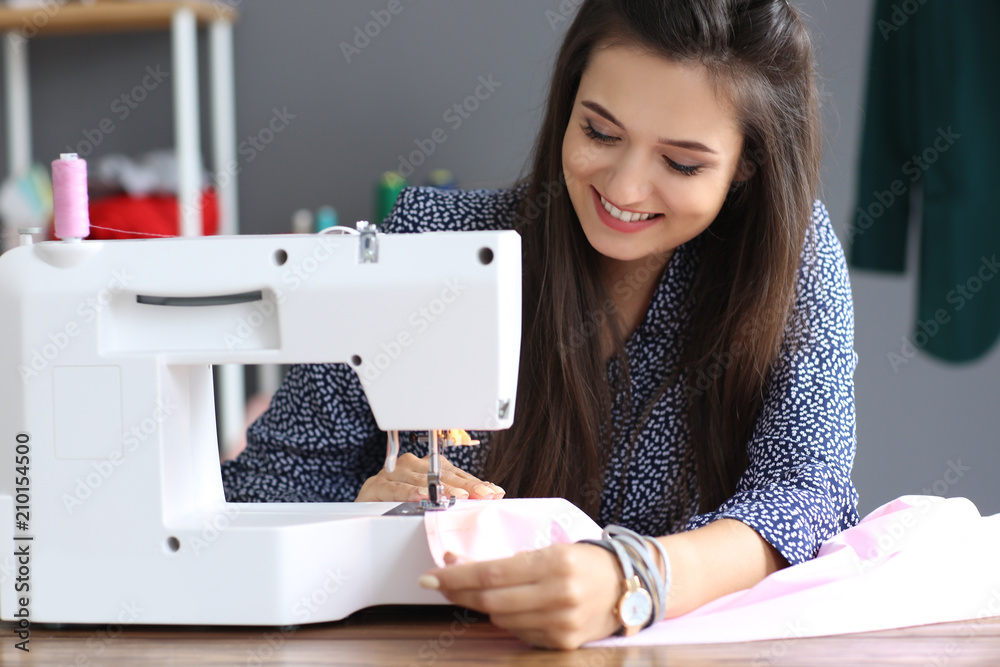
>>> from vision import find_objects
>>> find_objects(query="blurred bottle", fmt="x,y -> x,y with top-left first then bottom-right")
315,205 -> 338,232
374,171 -> 408,225
425,168 -> 457,190
291,208 -> 313,234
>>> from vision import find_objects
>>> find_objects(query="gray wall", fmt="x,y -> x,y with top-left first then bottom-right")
3,0 -> 997,516
799,0 -> 1000,516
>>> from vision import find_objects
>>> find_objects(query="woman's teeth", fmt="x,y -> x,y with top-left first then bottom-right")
600,195 -> 654,223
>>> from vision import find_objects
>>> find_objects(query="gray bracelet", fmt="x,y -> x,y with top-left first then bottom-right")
603,526 -> 672,626
579,525 -> 672,632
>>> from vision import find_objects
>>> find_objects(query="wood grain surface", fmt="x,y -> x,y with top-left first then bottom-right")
0,1 -> 236,37
2,606 -> 999,666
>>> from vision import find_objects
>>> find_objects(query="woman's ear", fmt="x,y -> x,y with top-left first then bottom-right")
733,152 -> 759,183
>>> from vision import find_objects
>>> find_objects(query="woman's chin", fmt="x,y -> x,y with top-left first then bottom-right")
581,225 -> 654,263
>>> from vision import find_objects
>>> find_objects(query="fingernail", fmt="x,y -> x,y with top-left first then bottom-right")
418,575 -> 440,590
489,483 -> 505,494
453,489 -> 469,499
473,484 -> 491,497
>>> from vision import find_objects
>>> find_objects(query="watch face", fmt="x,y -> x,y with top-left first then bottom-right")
620,589 -> 653,628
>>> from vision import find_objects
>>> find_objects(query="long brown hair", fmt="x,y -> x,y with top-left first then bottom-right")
484,0 -> 821,520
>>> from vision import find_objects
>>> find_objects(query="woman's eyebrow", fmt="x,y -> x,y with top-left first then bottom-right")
581,100 -> 719,155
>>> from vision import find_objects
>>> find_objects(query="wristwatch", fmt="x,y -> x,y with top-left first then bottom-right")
579,536 -> 655,636
615,574 -> 653,636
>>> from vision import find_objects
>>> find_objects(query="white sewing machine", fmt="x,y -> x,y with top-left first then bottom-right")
0,225 -> 523,625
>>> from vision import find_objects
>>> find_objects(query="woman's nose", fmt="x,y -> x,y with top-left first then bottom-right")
604,151 -> 654,209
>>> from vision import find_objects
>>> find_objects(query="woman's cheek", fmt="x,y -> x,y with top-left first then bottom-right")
568,141 -> 603,176
562,129 -> 584,172
671,178 -> 724,215
586,145 -> 603,173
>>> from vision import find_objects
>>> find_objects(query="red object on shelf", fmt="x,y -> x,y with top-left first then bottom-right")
50,189 -> 220,240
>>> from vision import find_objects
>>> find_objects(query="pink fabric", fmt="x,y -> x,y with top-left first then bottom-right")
424,498 -> 601,566
423,495 -> 1000,645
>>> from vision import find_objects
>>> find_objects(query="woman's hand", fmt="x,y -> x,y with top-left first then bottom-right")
419,543 -> 624,650
355,452 -> 504,502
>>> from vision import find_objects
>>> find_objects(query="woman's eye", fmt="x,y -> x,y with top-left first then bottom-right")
581,120 -> 702,176
665,157 -> 702,177
581,122 -> 617,145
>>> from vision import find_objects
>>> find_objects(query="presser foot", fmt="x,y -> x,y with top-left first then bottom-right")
383,496 -> 457,516
420,494 -> 456,511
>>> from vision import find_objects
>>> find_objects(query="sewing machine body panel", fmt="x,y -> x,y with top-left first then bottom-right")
17,504 -> 442,625
3,231 -> 520,430
0,230 -> 522,625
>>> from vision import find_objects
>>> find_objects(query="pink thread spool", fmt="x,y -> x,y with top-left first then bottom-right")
52,153 -> 90,241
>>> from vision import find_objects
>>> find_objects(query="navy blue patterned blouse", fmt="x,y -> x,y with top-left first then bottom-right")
221,184 -> 860,566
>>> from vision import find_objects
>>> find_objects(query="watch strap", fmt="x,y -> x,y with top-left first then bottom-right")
579,538 -> 649,635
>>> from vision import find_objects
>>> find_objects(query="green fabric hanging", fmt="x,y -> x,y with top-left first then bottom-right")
849,0 -> 1000,363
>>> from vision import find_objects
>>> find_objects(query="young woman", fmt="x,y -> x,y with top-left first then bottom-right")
223,0 -> 858,649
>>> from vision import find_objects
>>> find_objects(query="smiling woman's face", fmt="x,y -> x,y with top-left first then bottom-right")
562,43 -> 748,272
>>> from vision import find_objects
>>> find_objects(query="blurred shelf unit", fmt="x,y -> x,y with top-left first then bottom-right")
0,0 -> 247,455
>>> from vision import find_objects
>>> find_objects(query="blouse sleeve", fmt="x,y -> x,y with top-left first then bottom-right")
684,201 -> 860,565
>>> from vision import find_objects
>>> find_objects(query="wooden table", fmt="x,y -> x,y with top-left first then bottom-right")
3,607 -> 1000,666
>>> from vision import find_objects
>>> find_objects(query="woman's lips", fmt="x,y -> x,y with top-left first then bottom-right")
591,187 -> 659,234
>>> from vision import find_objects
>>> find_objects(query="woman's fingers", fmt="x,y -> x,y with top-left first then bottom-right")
443,474 -> 503,499
434,454 -> 505,499
427,549 -> 544,593
389,454 -> 456,494
423,544 -> 623,650
356,479 -> 422,503
406,451 -> 506,498
440,577 -> 578,616
356,450 -> 503,502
